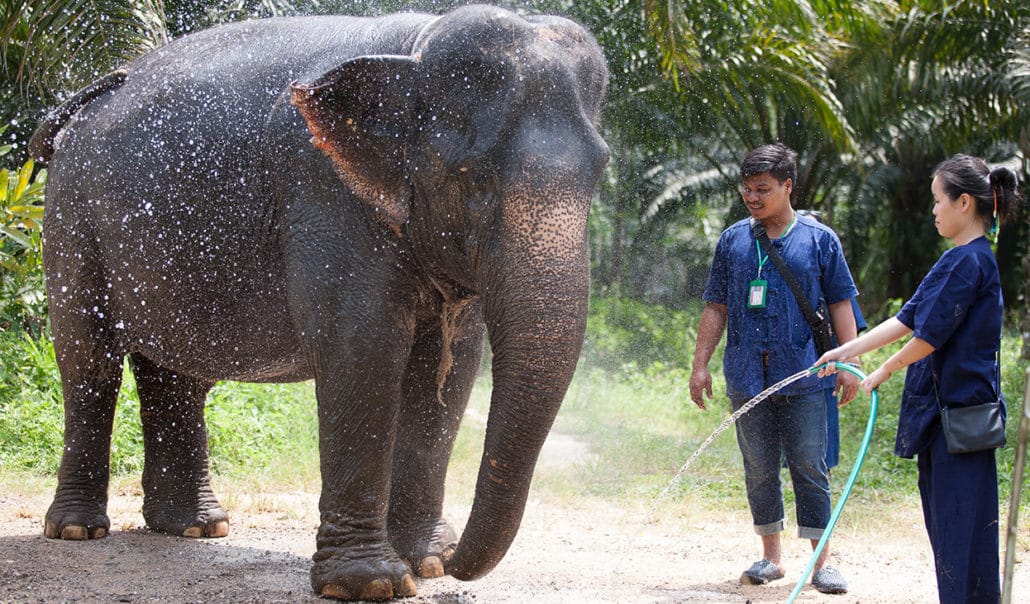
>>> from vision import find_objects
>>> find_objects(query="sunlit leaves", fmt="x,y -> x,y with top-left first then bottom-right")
0,126 -> 46,328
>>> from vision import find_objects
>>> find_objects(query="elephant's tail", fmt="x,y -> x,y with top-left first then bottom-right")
29,69 -> 129,163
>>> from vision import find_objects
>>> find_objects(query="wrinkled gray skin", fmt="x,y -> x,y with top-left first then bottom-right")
31,4 -> 608,601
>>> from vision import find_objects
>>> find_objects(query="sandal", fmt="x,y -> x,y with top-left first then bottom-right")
740,559 -> 785,585
812,565 -> 848,594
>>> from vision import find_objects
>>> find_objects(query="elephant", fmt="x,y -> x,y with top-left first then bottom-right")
28,4 -> 608,601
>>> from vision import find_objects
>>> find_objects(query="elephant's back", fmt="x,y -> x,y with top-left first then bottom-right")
44,13 -> 435,231
126,14 -> 433,91
55,14 -> 433,158
49,14 -> 432,166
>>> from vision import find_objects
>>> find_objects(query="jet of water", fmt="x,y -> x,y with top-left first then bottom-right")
647,366 -> 817,522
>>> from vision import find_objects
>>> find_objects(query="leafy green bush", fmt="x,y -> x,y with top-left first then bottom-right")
583,295 -> 703,372
204,380 -> 319,482
0,133 -> 47,332
0,329 -> 64,470
0,330 -> 318,482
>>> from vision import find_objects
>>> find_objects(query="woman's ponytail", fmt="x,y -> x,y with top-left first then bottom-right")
988,166 -> 1022,228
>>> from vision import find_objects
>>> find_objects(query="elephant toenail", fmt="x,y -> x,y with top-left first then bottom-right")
359,579 -> 393,600
418,555 -> 444,578
182,526 -> 203,538
320,584 -> 351,600
61,525 -> 88,540
90,527 -> 107,539
398,574 -> 417,596
209,521 -> 229,537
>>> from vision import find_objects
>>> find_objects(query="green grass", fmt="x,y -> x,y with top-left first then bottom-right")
544,330 -> 1030,526
0,328 -> 320,486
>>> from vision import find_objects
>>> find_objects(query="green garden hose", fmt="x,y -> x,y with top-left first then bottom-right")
786,362 -> 879,603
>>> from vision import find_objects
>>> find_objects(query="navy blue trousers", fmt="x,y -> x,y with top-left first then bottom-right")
917,426 -> 1000,604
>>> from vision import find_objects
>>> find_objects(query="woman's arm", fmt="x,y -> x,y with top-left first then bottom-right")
827,299 -> 860,404
817,316 -> 912,369
861,336 -> 935,394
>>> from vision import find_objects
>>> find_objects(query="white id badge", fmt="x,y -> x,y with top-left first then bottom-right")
748,279 -> 767,309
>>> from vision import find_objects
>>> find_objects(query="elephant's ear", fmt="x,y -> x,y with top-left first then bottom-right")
290,56 -> 417,226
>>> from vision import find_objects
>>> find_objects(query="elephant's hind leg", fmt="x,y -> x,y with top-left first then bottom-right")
45,349 -> 123,541
130,353 -> 227,537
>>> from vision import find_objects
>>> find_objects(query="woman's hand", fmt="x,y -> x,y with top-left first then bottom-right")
860,366 -> 891,395
815,346 -> 850,377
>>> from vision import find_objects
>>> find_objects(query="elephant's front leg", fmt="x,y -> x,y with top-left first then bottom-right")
310,325 -> 418,601
388,310 -> 484,578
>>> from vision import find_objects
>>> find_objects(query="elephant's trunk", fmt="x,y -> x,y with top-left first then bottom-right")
446,241 -> 589,581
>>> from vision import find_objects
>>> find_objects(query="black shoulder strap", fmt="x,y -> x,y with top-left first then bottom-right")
752,219 -> 826,329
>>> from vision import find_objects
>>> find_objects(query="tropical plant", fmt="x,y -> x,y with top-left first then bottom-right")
831,0 -> 1030,312
0,128 -> 46,331
566,0 -> 862,301
578,0 -> 1029,325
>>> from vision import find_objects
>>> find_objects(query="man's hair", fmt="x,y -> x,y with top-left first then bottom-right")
740,143 -> 797,184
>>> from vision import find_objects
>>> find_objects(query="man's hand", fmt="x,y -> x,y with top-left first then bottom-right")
689,367 -> 713,410
834,370 -> 860,406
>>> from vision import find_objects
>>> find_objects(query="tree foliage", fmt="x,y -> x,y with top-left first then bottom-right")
581,0 -> 1029,320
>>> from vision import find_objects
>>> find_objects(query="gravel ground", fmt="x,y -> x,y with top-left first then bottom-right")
2,434 -> 1027,603
5,487 -> 1028,603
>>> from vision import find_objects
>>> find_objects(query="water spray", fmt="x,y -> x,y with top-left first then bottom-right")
648,362 -> 880,602
647,366 -> 822,521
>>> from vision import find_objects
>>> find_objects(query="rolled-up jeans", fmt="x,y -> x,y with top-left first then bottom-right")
732,390 -> 831,539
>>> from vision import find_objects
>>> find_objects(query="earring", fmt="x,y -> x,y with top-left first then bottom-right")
988,189 -> 1000,241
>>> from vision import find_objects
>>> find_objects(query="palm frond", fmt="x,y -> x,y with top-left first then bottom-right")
3,0 -> 167,99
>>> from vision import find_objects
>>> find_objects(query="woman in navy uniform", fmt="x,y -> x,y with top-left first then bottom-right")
818,154 -> 1022,603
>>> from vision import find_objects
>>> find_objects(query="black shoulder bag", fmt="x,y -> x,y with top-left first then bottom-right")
933,365 -> 1006,454
752,220 -> 835,355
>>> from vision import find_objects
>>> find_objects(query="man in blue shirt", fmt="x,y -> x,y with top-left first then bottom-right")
688,143 -> 860,595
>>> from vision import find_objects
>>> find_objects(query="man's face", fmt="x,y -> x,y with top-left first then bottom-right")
741,172 -> 792,222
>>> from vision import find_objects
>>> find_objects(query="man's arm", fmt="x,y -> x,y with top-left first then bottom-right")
689,302 -> 728,410
827,299 -> 858,350
827,299 -> 861,404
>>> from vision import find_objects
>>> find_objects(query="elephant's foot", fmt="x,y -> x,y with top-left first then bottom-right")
390,519 -> 458,579
311,549 -> 417,600
142,489 -> 229,538
44,509 -> 110,540
44,495 -> 110,540
312,513 -> 418,600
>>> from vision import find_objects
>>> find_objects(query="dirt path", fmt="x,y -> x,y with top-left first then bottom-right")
2,432 -> 1028,603
4,490 -> 1027,602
